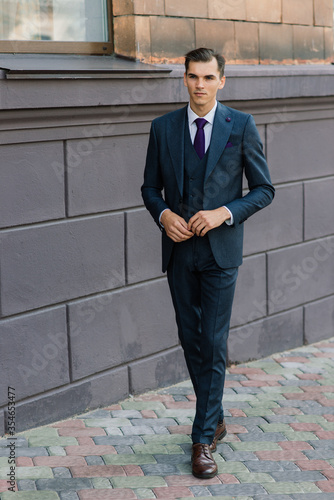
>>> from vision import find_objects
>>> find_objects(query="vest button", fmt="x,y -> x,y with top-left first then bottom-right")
179,198 -> 183,203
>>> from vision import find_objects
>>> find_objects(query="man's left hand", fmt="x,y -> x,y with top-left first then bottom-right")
188,207 -> 231,236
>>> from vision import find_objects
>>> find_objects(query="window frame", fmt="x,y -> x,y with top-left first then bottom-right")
0,0 -> 113,55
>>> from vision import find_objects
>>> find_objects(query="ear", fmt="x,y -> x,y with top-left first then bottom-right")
183,72 -> 188,88
218,76 -> 226,90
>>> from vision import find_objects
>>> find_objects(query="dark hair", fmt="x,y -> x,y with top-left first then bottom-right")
184,48 -> 226,77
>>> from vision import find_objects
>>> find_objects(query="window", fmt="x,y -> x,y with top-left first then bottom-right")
0,0 -> 112,54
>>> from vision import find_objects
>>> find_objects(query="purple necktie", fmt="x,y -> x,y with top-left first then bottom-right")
194,118 -> 207,159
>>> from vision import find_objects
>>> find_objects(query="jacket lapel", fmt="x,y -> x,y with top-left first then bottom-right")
166,106 -> 187,196
205,102 -> 234,184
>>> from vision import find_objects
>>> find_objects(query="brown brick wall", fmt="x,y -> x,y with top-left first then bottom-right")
112,0 -> 334,64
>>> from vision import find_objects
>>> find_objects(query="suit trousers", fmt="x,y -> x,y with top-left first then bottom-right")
167,234 -> 238,444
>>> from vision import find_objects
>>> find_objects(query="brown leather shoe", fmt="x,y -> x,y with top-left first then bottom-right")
210,419 -> 227,452
192,443 -> 218,479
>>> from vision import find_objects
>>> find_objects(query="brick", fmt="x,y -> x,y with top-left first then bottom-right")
0,142 -> 65,229
153,486 -> 194,497
283,0 -> 313,25
2,493 -> 58,499
315,431 -> 334,440
209,0 -> 247,20
305,178 -> 334,240
316,480 -> 334,492
246,0 -> 281,22
113,16 -> 136,59
165,0 -> 207,17
267,240 -> 334,315
230,309 -> 304,364
230,254 -> 266,328
265,481 -> 321,493
133,0 -> 164,15
58,428 -> 106,438
111,476 -> 166,488
69,280 -> 177,380
77,438 -> 95,446
209,483 -> 267,495
16,457 -> 34,466
255,450 -> 307,460
141,411 -> 158,419
67,134 -> 146,217
71,465 -> 126,477
305,297 -> 334,345
235,22 -> 259,63
126,209 -> 163,283
1,215 -> 124,316
103,454 -> 156,466
123,465 -> 143,476
0,308 -> 68,406
27,437 -> 77,448
293,25 -> 325,62
150,17 -> 195,62
271,470 -> 325,482
195,19 -> 235,62
325,27 -> 334,61
296,460 -> 334,471
0,466 -> 53,480
65,445 -> 116,456
314,0 -> 333,26
52,420 -> 86,429
78,490 -> 136,500
112,0 -> 133,15
0,479 -> 17,492
129,347 -> 188,395
165,474 -> 220,485
34,456 -> 86,467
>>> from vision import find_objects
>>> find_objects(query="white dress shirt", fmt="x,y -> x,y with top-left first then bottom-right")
160,101 -> 234,226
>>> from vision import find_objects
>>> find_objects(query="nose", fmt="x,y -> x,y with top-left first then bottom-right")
196,78 -> 205,88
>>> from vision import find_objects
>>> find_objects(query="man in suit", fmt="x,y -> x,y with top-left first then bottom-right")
141,48 -> 275,479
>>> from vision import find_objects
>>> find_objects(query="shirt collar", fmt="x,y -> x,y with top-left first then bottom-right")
188,101 -> 217,126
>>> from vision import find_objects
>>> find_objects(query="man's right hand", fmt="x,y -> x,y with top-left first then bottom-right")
161,210 -> 194,243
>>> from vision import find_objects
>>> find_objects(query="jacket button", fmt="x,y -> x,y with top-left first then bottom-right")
179,198 -> 183,203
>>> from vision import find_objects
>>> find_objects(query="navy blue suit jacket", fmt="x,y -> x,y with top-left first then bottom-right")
142,102 -> 275,272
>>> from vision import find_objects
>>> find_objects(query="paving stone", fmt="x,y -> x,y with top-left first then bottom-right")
153,454 -> 190,465
85,456 -> 104,466
244,460 -> 285,472
17,479 -> 37,491
140,463 -> 181,476
235,471 -> 275,483
35,478 -> 93,490
103,454 -> 156,465
52,467 -> 72,478
270,471 -> 325,482
49,447 -> 67,456
0,466 -> 53,480
111,410 -> 142,419
93,436 -> 144,446
1,493 -> 60,499
230,441 -> 281,451
0,447 -> 49,458
110,476 -> 167,488
238,432 -> 287,442
291,495 -> 334,500
91,477 -> 112,489
189,485 -> 211,496
113,446 -> 134,454
59,493 -> 80,500
0,438 -> 29,448
208,483 -> 267,495
133,488 -> 155,499
264,416 -> 299,424
84,418 -> 131,428
121,426 -> 155,436
104,427 -> 123,436
264,481 -> 321,494
131,418 -> 177,427
79,410 -> 111,419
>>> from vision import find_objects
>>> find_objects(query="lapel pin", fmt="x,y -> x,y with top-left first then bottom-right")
226,117 -> 231,122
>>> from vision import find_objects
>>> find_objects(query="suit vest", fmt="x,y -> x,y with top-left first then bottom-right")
181,123 -> 209,222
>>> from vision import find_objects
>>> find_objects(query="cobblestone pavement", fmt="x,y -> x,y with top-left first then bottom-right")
1,338 -> 334,499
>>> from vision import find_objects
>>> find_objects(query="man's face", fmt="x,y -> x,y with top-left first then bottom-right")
184,58 -> 226,116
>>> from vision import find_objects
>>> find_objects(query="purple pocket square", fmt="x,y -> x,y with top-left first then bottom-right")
226,141 -> 233,148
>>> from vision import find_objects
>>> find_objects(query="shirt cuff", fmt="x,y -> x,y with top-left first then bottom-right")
159,208 -> 170,228
223,206 -> 234,226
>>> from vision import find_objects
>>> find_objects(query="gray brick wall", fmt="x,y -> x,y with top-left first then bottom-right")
0,65 -> 333,433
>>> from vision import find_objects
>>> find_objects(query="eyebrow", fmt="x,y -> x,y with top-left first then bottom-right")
187,72 -> 216,78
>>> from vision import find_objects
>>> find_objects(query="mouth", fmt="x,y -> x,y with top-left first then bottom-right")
194,92 -> 206,97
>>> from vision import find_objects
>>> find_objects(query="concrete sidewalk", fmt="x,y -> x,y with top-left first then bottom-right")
1,337 -> 334,500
